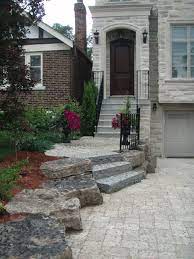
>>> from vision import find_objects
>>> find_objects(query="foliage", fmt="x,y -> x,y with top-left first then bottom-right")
0,0 -> 44,130
113,97 -> 133,129
87,32 -> 93,59
81,81 -> 97,136
0,202 -> 8,215
0,131 -> 15,161
25,106 -> 63,132
112,113 -> 131,130
17,133 -> 54,152
52,23 -> 74,41
64,110 -> 80,131
52,22 -> 93,60
64,98 -> 81,114
0,160 -> 28,201
120,96 -> 131,115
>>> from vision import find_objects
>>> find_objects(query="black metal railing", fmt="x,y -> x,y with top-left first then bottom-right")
120,108 -> 140,152
92,71 -> 104,131
136,70 -> 149,101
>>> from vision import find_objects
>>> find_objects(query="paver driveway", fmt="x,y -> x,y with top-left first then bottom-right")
67,158 -> 194,259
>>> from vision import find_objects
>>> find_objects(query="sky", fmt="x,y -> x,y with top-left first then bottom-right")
43,0 -> 95,34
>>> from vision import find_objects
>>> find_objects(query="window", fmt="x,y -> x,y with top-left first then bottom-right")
172,25 -> 194,79
25,53 -> 44,89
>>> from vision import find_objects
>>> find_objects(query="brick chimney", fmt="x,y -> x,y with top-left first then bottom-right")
74,0 -> 87,53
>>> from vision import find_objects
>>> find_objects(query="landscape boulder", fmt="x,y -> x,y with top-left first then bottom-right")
5,189 -> 82,231
0,214 -> 72,259
121,150 -> 145,168
40,158 -> 92,180
42,174 -> 103,208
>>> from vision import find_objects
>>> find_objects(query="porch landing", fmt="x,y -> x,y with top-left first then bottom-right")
45,137 -> 120,159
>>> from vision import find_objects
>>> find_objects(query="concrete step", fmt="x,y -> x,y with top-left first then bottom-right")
103,96 -> 136,105
98,120 -> 112,127
96,168 -> 145,193
100,110 -> 119,115
95,132 -> 120,138
99,114 -> 115,120
89,154 -> 124,165
93,161 -> 132,180
97,126 -> 120,134
101,104 -> 124,111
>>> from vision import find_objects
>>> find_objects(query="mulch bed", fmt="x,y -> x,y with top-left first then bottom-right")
0,151 -> 60,223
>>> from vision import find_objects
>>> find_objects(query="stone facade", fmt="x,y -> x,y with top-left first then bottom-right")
91,0 -> 194,158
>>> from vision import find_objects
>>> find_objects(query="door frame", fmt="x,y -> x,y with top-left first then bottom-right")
100,23 -> 142,99
110,38 -> 135,96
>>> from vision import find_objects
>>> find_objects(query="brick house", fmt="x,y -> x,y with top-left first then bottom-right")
90,0 -> 194,159
0,0 -> 92,107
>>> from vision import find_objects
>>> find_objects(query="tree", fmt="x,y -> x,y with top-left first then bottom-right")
52,23 -> 74,41
86,32 -> 93,59
0,0 -> 44,124
52,23 -> 93,59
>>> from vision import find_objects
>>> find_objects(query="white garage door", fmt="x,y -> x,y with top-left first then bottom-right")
165,111 -> 194,157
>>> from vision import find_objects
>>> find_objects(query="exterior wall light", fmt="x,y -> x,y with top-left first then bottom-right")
152,103 -> 157,111
142,29 -> 148,44
93,30 -> 99,44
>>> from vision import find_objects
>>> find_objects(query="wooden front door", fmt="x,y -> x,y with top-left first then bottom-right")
110,39 -> 134,96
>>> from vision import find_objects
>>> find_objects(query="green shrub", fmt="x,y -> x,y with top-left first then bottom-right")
25,106 -> 64,132
0,131 -> 15,161
18,133 -> 54,152
64,98 -> 81,114
0,202 -> 8,215
81,81 -> 97,136
120,96 -> 132,114
0,160 -> 28,201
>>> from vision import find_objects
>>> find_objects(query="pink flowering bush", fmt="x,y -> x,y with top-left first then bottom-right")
64,110 -> 80,131
112,113 -> 129,129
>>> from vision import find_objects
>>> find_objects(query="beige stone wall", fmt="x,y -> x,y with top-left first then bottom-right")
157,0 -> 194,103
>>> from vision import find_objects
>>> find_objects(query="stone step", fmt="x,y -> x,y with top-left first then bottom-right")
93,161 -> 132,180
89,154 -> 124,165
96,168 -> 145,193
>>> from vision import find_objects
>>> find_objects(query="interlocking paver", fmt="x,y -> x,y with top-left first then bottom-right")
67,158 -> 194,258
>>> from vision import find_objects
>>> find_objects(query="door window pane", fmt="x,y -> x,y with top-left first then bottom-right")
172,26 -> 187,40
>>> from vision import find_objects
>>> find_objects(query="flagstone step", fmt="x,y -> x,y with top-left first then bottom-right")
96,168 -> 145,193
93,161 -> 132,180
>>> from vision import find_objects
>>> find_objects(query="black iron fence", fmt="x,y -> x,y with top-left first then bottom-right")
120,108 -> 140,152
92,71 -> 104,130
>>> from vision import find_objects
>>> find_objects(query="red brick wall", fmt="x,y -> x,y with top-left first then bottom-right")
0,50 -> 73,107
24,50 -> 72,107
74,1 -> 87,53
